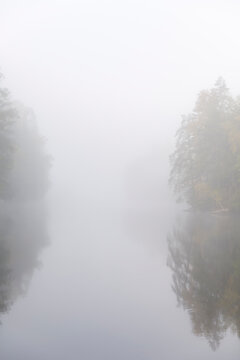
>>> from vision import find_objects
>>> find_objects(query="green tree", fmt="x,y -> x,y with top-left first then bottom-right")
170,78 -> 240,210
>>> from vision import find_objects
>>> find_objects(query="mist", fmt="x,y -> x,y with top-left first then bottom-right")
0,0 -> 240,359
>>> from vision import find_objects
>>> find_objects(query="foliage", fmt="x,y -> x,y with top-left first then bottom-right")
9,105 -> 51,200
170,78 -> 240,210
0,74 -> 50,200
0,75 -> 16,198
0,73 -> 50,317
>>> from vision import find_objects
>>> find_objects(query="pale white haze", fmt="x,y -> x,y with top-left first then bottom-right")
0,0 -> 239,359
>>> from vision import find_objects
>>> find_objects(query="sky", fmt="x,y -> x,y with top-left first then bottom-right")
0,0 -> 239,210
0,0 -> 239,209
1,1 -> 240,166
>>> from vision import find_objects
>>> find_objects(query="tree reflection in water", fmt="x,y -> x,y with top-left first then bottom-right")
0,202 -> 48,318
167,214 -> 240,350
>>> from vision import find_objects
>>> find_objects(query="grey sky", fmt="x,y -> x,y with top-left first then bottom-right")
1,0 -> 240,144
1,0 -> 239,204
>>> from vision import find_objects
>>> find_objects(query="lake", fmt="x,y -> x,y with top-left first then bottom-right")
0,190 -> 238,359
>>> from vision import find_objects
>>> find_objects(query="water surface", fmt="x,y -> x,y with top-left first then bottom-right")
0,194 -> 238,359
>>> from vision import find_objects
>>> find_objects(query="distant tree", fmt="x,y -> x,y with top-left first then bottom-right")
0,74 -> 16,198
170,78 -> 240,211
0,72 -> 50,322
9,105 -> 51,200
0,74 -> 50,201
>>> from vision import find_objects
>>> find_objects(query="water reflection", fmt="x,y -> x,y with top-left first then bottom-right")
167,214 -> 240,350
0,201 -> 48,318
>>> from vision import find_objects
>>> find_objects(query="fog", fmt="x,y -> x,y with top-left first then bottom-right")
0,0 -> 240,359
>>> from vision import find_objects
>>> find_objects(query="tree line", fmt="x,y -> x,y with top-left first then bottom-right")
0,72 -> 50,318
170,78 -> 240,211
0,74 -> 50,201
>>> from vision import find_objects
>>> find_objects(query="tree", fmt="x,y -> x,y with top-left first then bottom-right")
0,74 -> 50,201
0,72 -> 50,323
0,74 -> 16,198
9,105 -> 51,200
170,78 -> 240,211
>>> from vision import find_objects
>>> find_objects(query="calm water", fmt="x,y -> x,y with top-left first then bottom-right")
0,191 -> 238,359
